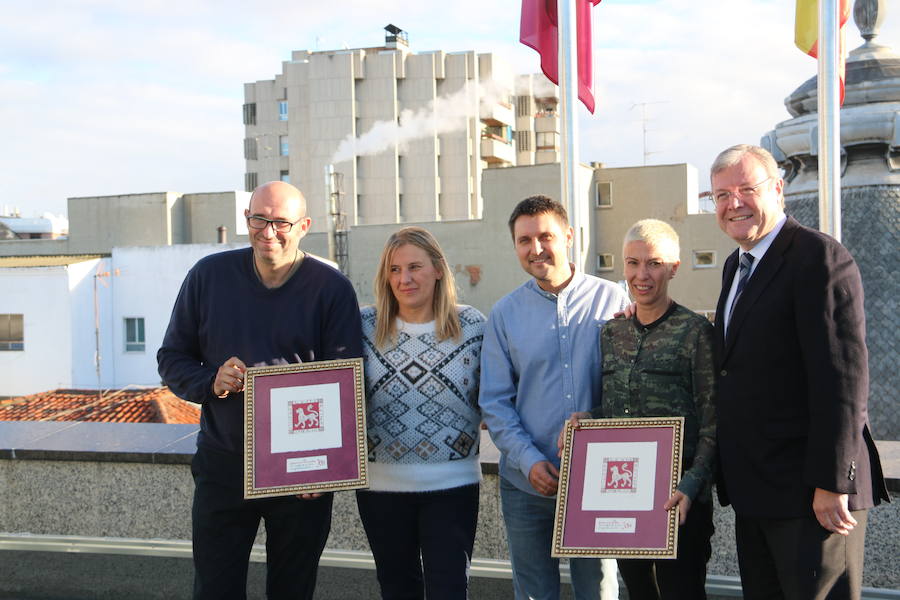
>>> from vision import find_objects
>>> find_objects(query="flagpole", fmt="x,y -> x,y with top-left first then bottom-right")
818,0 -> 842,241
558,0 -> 582,271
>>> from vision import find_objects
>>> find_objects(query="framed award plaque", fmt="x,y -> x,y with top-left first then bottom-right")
552,417 -> 684,559
243,358 -> 367,499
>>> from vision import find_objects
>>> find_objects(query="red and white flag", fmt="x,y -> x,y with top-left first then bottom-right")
520,0 -> 601,113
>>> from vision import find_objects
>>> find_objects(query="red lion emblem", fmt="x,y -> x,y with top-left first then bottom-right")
290,400 -> 322,432
605,460 -> 635,490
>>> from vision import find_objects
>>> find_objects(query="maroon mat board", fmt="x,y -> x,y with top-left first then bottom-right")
552,417 -> 684,559
243,358 -> 367,499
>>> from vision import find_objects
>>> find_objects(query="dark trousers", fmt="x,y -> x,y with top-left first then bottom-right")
734,510 -> 868,600
617,499 -> 714,600
191,446 -> 333,600
356,484 -> 480,600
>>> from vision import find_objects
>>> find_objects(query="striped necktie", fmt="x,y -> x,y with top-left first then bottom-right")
728,252 -> 755,326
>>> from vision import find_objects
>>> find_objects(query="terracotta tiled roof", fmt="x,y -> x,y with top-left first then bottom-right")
0,387 -> 200,424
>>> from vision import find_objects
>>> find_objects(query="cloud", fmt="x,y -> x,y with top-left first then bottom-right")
580,0 -> 835,184
0,75 -> 242,215
1,0 -> 898,216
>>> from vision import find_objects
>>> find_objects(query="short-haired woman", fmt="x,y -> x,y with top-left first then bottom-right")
357,226 -> 485,600
563,219 -> 717,600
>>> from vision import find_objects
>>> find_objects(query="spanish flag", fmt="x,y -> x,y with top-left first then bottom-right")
795,0 -> 851,104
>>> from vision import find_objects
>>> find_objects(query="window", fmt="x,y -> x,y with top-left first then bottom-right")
483,125 -> 512,144
243,137 -> 258,160
595,182 -> 612,208
125,318 -> 145,352
0,314 -> 23,351
596,254 -> 614,272
278,100 -> 288,121
279,135 -> 289,157
536,131 -> 558,149
692,250 -> 717,269
242,103 -> 257,126
280,170 -> 290,184
245,172 -> 258,192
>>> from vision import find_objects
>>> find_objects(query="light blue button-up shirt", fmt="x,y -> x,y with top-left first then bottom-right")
479,271 -> 629,495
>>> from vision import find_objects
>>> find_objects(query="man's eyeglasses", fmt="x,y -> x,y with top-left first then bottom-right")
713,177 -> 772,205
246,215 -> 303,233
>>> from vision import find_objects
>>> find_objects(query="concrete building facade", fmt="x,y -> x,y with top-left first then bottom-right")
589,163 -> 725,317
0,162 -> 735,398
242,27 -> 558,231
346,162 -> 731,320
0,256 -> 99,396
0,191 -> 250,257
0,245 -> 241,397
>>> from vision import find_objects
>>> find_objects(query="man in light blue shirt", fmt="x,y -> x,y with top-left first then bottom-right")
480,196 -> 628,600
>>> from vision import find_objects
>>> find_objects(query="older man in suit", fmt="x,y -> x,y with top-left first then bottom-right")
710,144 -> 889,600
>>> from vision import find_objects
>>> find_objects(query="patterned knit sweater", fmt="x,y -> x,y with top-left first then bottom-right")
361,305 -> 485,492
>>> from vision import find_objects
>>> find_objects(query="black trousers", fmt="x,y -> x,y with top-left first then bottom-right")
734,510 -> 868,600
617,498 -> 714,600
356,484 -> 480,600
191,446 -> 333,600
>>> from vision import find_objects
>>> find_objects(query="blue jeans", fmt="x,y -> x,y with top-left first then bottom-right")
500,477 -> 619,600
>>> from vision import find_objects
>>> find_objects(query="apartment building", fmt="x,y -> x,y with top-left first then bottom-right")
242,26 -> 559,231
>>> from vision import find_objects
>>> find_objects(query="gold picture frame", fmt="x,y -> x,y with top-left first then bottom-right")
243,358 -> 367,499
552,417 -> 684,559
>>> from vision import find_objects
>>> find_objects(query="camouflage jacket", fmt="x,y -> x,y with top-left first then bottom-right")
590,303 -> 717,502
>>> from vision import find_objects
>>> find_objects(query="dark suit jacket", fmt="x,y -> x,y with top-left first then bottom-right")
715,216 -> 889,518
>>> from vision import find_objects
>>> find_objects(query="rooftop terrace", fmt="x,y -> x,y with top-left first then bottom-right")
1,422 -> 898,599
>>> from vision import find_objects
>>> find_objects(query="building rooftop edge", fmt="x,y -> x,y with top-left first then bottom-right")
1,422 -> 897,489
0,254 -> 106,267
67,190 -> 247,200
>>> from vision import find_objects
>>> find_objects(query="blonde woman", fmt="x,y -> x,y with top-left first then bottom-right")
357,226 -> 485,600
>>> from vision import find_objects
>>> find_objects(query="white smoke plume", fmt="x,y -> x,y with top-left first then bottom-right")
330,82 -> 506,164
530,75 -> 558,100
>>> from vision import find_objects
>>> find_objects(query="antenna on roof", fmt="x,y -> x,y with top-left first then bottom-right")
93,264 -> 120,400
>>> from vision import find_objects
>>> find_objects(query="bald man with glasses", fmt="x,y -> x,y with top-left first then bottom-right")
158,181 -> 363,599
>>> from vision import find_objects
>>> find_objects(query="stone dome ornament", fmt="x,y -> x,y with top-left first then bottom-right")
763,0 -> 900,190
855,0 -> 886,44
761,0 -> 900,439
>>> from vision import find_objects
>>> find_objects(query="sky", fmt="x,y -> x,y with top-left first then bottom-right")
2,0 -> 898,218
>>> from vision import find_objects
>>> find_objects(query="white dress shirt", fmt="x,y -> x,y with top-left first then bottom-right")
723,213 -> 787,334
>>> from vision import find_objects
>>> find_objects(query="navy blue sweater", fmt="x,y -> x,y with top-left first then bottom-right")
157,247 -> 363,456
